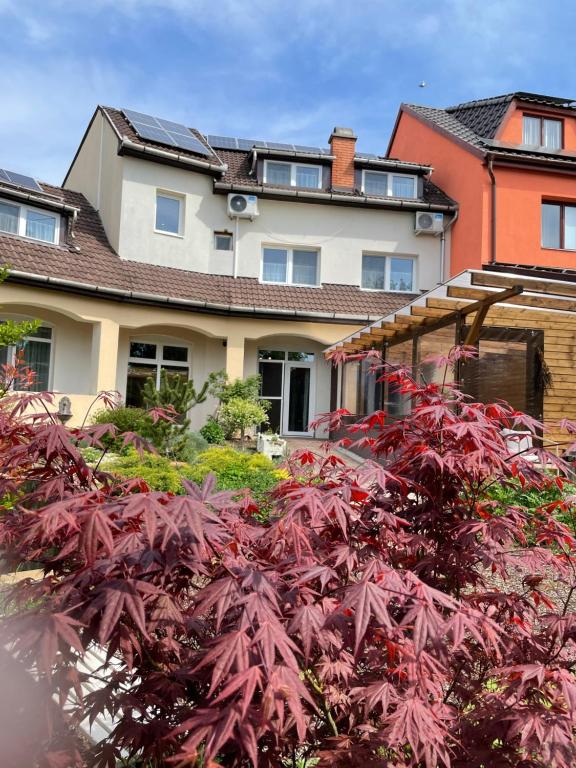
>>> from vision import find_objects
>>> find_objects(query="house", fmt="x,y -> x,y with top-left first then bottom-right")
0,107 -> 455,436
388,91 -> 576,276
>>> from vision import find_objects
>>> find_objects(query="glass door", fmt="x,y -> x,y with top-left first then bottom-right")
283,362 -> 314,435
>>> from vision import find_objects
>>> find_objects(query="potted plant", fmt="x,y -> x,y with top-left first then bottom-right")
257,430 -> 287,459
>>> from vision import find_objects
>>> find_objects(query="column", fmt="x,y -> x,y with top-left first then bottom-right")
91,319 -> 120,393
225,329 -> 245,381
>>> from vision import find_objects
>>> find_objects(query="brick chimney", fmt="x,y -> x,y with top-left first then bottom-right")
329,126 -> 357,191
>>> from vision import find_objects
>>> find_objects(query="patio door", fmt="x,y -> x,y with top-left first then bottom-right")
282,362 -> 315,436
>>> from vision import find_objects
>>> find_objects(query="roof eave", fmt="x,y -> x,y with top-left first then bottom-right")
213,181 -> 456,212
4,270 -> 373,324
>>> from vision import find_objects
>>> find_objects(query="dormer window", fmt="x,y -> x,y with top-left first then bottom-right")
522,114 -> 562,150
263,160 -> 322,189
361,170 -> 417,199
0,199 -> 59,244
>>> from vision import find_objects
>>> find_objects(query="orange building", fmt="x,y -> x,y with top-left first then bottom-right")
388,91 -> 576,277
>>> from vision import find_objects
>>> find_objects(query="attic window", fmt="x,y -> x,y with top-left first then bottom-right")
0,199 -> 59,244
522,115 -> 562,150
263,160 -> 322,189
361,170 -> 417,199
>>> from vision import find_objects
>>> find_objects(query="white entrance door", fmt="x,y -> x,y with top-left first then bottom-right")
282,362 -> 315,436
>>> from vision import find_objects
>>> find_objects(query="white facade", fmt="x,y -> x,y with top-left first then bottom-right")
65,113 -> 448,294
43,108 -> 453,436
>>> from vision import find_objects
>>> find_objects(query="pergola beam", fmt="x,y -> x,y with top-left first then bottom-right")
472,271 -> 576,299
449,284 -> 576,313
385,285 -> 524,347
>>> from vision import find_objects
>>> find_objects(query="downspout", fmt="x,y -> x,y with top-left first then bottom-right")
487,155 -> 497,264
233,216 -> 240,278
440,209 -> 459,283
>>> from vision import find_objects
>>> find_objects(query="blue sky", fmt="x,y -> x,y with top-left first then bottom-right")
0,0 -> 574,185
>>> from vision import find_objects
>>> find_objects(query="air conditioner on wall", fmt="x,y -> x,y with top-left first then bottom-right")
414,211 -> 444,235
227,193 -> 259,219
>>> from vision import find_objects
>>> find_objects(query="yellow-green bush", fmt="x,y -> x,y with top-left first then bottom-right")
183,446 -> 287,503
108,449 -> 185,493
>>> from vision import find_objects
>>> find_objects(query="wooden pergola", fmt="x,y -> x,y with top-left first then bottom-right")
325,270 -> 576,357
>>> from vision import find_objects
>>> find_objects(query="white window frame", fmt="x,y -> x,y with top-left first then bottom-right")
214,231 -> 233,251
260,246 -> 321,287
154,190 -> 185,237
127,339 -> 191,390
361,170 -> 418,199
522,114 -> 563,149
361,253 -> 417,293
263,160 -> 323,189
0,321 -> 54,391
0,197 -> 60,244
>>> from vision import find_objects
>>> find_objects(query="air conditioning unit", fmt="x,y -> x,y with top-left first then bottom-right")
227,193 -> 259,219
415,211 -> 444,235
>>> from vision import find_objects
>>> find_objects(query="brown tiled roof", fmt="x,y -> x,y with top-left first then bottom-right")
216,148 -> 455,208
0,184 -> 414,323
404,91 -> 576,168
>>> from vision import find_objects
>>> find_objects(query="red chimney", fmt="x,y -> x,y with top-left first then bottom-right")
329,126 -> 357,191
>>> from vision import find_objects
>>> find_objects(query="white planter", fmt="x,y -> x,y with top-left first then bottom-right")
257,433 -> 287,459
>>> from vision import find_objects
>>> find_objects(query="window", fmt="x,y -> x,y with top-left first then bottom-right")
522,115 -> 563,150
214,231 -> 233,250
0,325 -> 52,391
361,170 -> 417,199
126,341 -> 190,407
263,160 -> 322,189
362,254 -> 415,292
0,199 -> 59,243
155,192 -> 183,235
542,201 -> 576,249
262,247 -> 319,285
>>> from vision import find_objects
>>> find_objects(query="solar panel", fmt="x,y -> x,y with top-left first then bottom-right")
237,138 -> 259,150
207,135 -> 241,150
0,168 -> 43,192
172,133 -> 212,154
122,108 -> 212,157
204,133 -> 330,155
293,144 -> 326,153
156,117 -> 193,134
267,142 -> 294,151
356,152 -> 378,160
132,122 -> 178,145
123,109 -> 158,127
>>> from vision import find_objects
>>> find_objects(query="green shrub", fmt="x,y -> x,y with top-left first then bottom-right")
178,431 -> 209,463
208,370 -> 261,404
218,397 -> 269,443
184,446 -> 287,508
142,369 -> 208,458
200,417 -> 225,445
108,449 -> 185,493
91,407 -> 152,452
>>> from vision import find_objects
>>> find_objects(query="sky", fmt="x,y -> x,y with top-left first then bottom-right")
1,0 -> 575,185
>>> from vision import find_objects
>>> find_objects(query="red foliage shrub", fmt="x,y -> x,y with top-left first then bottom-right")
2,348 -> 576,767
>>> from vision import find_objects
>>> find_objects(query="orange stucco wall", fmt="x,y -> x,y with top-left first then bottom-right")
389,110 -> 491,275
495,165 -> 576,268
498,103 -> 576,150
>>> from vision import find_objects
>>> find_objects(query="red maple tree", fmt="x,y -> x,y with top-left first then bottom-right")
1,347 -> 576,767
